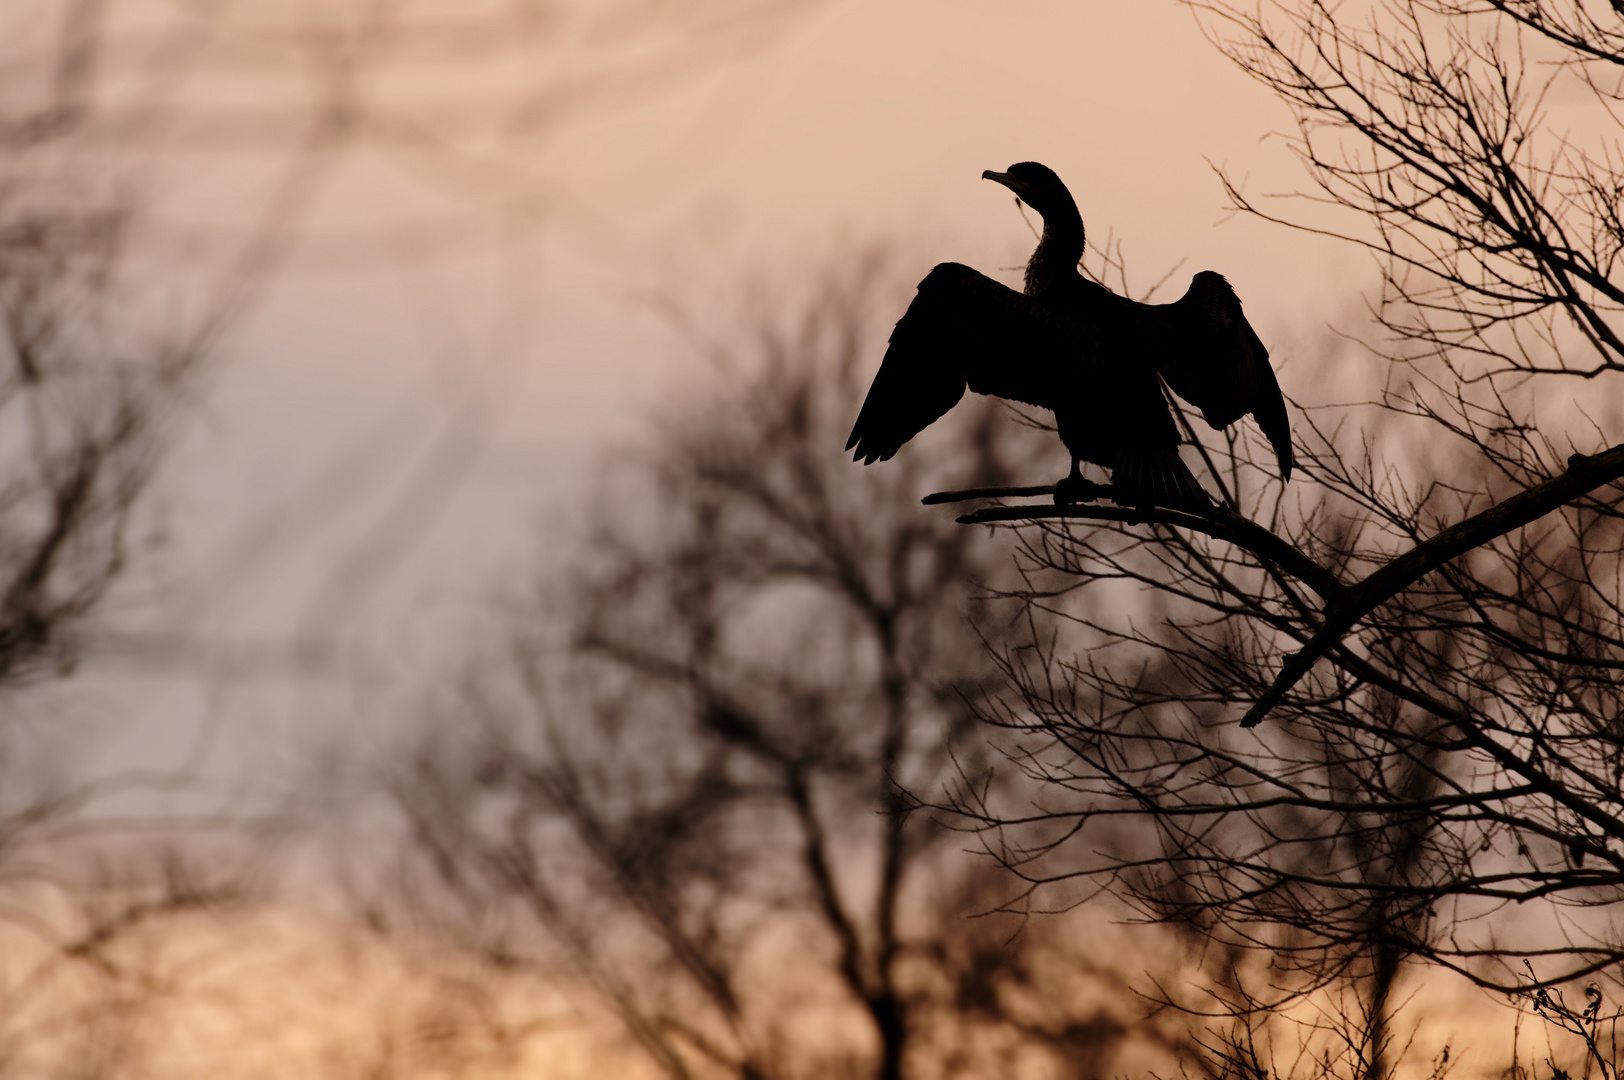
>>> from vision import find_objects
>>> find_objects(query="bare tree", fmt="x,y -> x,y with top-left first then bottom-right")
922,1 -> 1624,1071
0,2 -> 826,1076
368,255 -> 1213,1080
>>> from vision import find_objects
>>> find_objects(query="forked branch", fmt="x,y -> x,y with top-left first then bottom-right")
1241,443 -> 1624,726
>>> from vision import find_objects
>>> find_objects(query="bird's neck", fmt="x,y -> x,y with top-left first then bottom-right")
1024,209 -> 1084,296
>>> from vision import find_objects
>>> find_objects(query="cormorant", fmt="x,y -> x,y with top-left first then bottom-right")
845,162 -> 1291,510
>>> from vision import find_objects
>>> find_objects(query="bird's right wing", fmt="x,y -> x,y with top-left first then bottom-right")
846,262 -> 1081,464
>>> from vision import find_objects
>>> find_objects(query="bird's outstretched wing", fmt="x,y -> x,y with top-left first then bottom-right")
846,262 -> 1084,464
1151,271 -> 1292,481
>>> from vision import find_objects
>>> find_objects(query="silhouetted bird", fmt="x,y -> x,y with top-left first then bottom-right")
846,162 -> 1291,510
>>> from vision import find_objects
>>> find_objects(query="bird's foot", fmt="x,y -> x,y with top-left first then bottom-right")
1054,475 -> 1104,506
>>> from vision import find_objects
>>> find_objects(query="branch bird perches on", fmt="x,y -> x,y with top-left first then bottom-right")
846,161 -> 1292,510
933,443 -> 1624,728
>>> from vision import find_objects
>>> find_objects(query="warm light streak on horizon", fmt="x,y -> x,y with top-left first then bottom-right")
0,896 -> 1568,1079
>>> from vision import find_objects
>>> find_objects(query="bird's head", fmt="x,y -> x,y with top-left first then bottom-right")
982,161 -> 1077,222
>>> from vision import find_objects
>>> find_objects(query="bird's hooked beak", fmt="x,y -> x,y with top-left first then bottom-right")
982,169 -> 1029,200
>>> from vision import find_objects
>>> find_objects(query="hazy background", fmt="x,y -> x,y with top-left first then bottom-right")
71,0 -> 1365,800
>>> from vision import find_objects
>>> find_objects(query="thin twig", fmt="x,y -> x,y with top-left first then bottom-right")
922,484 -> 1063,505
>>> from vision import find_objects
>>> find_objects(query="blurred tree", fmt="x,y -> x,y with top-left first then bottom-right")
0,6 -> 262,1074
933,3 -> 1624,1075
375,255 -> 1204,1080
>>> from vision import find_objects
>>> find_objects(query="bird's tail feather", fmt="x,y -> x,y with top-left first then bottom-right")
1112,448 -> 1211,512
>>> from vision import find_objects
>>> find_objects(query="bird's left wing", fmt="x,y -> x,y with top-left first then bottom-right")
1151,271 -> 1292,481
846,262 -> 1083,464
